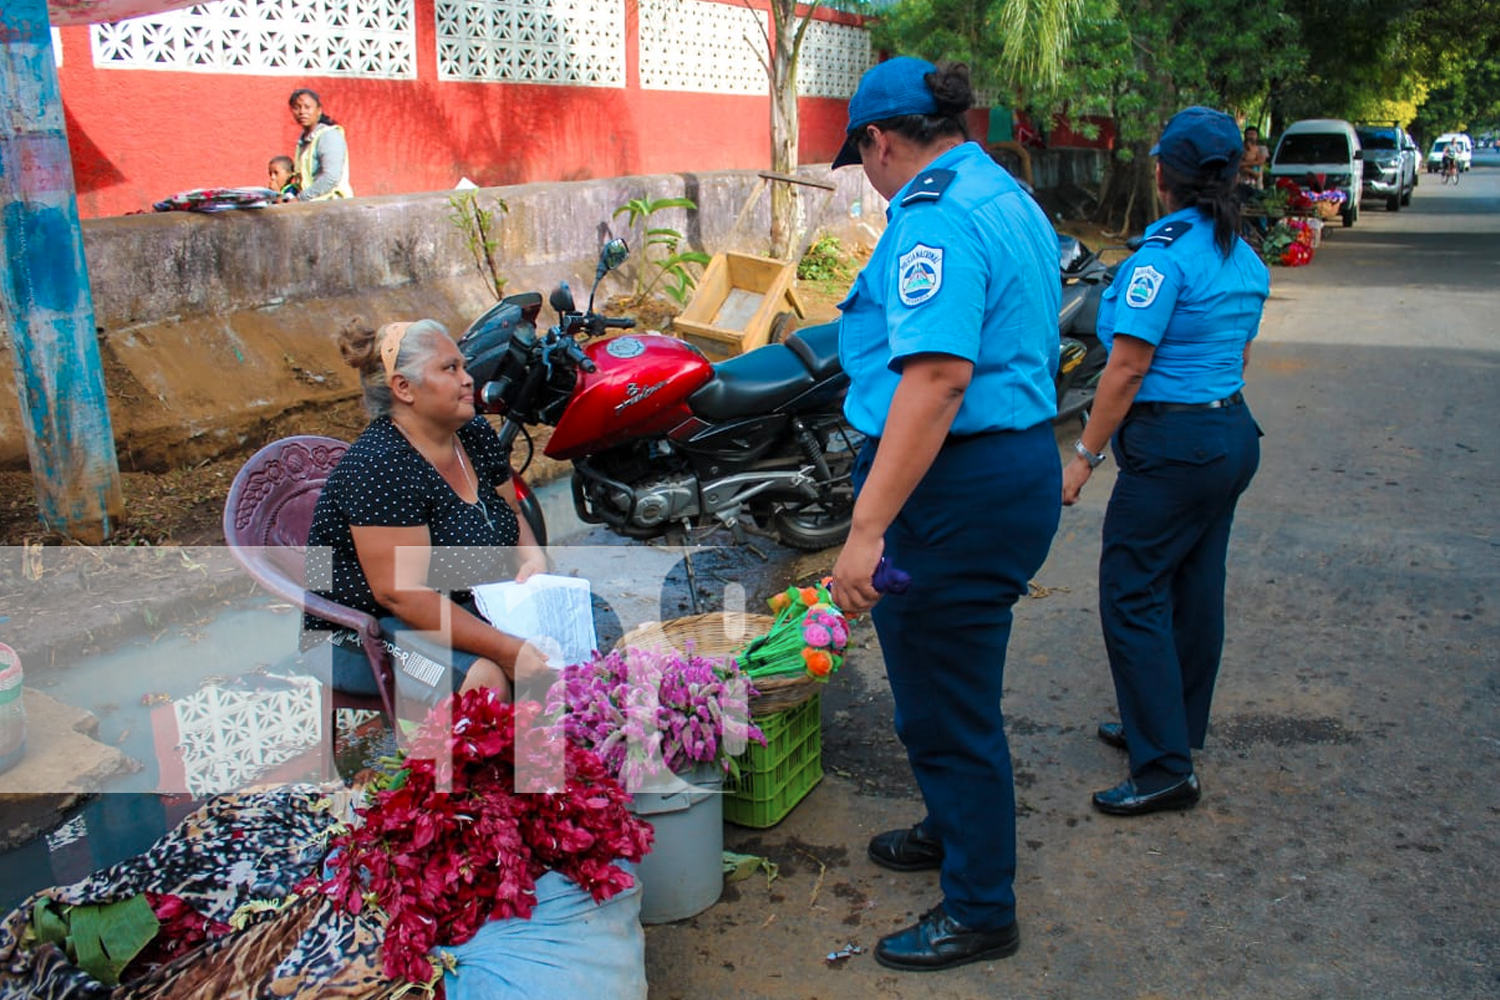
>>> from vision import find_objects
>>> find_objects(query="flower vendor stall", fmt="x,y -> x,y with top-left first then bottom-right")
0,693 -> 655,1000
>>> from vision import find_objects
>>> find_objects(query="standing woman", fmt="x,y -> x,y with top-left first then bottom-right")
287,88 -> 353,202
1062,106 -> 1268,816
828,57 -> 1061,971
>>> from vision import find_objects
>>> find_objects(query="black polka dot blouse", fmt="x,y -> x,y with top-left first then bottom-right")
303,415 -> 521,632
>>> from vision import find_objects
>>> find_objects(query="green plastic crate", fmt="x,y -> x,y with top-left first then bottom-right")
724,692 -> 823,828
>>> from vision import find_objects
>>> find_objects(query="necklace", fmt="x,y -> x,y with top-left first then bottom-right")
453,440 -> 496,532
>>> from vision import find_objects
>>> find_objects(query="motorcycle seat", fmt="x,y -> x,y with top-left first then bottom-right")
783,321 -> 842,381
688,342 -> 817,421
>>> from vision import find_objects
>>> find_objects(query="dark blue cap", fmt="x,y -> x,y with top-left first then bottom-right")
1150,106 -> 1244,180
833,57 -> 940,168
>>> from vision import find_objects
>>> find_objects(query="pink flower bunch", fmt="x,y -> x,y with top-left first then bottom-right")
303,690 -> 653,985
547,646 -> 764,791
740,581 -> 850,679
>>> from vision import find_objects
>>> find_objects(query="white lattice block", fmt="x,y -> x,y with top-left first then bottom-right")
794,19 -> 871,98
172,678 -> 322,797
436,0 -> 625,87
639,0 -> 766,94
91,0 -> 416,79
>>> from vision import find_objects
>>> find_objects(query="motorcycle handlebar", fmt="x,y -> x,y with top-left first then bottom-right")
602,316 -> 636,329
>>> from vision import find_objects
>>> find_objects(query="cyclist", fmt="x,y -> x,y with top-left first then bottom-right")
1441,144 -> 1459,184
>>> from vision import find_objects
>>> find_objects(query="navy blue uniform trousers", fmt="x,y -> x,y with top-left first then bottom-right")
857,423 -> 1060,931
1101,403 -> 1261,787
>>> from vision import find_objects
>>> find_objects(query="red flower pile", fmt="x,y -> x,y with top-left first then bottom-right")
303,690 -> 654,985
1280,218 -> 1316,267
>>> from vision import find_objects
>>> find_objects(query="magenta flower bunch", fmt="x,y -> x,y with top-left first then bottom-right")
303,690 -> 653,985
547,646 -> 764,791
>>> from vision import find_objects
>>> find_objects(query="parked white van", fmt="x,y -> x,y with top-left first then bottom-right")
1268,118 -> 1363,227
1426,133 -> 1473,173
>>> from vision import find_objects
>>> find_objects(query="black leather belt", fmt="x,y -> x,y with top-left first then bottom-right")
1130,391 -> 1244,416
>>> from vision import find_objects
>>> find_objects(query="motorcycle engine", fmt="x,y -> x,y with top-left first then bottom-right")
574,449 -> 700,535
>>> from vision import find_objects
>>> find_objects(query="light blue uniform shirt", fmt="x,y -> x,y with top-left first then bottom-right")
838,142 -> 1059,437
1099,207 -> 1270,403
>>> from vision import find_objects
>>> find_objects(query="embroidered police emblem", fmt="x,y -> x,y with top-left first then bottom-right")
1125,265 -> 1165,309
898,244 -> 943,306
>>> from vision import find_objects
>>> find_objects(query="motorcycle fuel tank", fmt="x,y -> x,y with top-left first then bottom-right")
545,333 -> 714,460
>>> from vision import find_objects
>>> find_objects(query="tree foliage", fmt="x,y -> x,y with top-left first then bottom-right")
871,0 -> 1498,228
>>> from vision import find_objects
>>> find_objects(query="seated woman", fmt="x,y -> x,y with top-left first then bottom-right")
302,318 -> 550,703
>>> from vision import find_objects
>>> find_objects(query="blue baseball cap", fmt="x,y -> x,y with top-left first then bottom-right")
832,57 -> 940,168
1150,106 -> 1244,180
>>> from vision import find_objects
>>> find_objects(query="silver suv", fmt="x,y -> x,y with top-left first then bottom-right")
1355,123 -> 1418,211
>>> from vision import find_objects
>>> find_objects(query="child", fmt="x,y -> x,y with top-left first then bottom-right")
268,155 -> 301,199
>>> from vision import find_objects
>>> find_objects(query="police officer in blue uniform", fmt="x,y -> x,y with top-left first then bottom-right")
827,57 -> 1061,971
1062,106 -> 1268,817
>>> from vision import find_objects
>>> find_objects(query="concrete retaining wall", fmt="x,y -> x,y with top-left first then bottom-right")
0,165 -> 880,471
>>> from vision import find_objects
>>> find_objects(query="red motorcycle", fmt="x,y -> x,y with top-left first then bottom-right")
458,239 -> 864,554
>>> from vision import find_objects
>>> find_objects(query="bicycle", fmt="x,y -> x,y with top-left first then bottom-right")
1442,158 -> 1460,185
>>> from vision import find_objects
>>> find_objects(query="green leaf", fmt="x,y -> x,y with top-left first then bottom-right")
31,900 -> 69,945
67,896 -> 160,986
723,850 -> 779,885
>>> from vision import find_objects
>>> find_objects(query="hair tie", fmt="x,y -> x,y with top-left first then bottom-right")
378,322 -> 414,380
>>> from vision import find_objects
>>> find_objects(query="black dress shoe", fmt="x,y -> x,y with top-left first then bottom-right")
1092,774 -> 1201,816
875,903 -> 1020,971
868,823 -> 944,872
1096,721 -> 1127,750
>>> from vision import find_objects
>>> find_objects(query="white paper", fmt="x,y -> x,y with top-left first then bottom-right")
471,574 -> 597,668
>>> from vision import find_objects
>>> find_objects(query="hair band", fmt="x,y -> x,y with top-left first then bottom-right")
378,322 -> 414,380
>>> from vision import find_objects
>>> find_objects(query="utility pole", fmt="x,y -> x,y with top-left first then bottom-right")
0,0 -> 122,543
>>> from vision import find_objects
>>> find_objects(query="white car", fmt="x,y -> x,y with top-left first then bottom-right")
1427,133 -> 1473,173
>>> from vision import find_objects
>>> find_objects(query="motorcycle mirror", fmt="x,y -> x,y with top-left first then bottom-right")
549,281 -> 575,315
596,238 -> 629,281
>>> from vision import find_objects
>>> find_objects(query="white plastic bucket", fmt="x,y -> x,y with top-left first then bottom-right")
1308,218 -> 1324,248
628,765 -> 723,923
0,643 -> 25,775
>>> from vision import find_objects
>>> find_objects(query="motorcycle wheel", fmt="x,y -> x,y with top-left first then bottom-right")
761,421 -> 866,551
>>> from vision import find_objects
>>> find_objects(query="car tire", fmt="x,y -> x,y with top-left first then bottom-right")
1401,186 -> 1413,206
1342,202 -> 1358,228
1387,195 -> 1400,212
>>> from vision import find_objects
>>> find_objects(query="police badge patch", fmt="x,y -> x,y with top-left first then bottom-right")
898,244 -> 943,306
1125,265 -> 1165,309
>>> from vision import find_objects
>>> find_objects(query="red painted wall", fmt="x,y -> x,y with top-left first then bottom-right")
55,0 -> 863,218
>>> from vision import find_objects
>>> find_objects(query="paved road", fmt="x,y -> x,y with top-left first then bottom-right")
646,160 -> 1500,998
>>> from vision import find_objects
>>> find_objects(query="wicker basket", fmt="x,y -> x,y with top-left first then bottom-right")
614,612 -> 820,715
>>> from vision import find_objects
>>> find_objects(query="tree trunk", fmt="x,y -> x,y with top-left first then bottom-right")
1095,139 -> 1157,235
768,0 -> 803,260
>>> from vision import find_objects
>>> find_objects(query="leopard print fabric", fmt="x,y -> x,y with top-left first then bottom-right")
0,785 -> 395,1000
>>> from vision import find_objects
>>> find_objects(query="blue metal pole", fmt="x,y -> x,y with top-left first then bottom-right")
0,0 -> 122,543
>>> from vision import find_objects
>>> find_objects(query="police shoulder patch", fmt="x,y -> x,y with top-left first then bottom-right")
1124,264 -> 1166,309
1139,220 -> 1193,248
900,168 -> 956,207
897,243 -> 944,306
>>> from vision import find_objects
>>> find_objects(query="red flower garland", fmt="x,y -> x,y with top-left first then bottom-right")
302,691 -> 654,984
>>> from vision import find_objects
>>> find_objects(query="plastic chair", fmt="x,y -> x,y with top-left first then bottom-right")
221,435 -> 401,766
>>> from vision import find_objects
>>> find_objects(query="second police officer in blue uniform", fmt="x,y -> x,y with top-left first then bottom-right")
828,57 -> 1061,971
1062,106 -> 1268,817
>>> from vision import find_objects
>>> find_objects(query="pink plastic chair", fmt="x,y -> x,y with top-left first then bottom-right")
221,435 -> 401,761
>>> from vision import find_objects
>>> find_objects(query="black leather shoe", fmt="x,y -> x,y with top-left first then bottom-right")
868,823 -> 944,872
875,904 -> 1020,971
1092,774 -> 1201,816
1096,721 -> 1127,750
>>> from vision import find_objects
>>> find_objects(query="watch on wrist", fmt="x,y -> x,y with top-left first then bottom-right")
1073,439 -> 1106,469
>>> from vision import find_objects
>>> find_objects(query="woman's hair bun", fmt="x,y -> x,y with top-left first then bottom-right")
927,61 -> 974,116
336,317 -> 379,373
